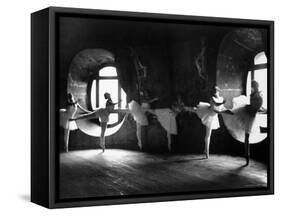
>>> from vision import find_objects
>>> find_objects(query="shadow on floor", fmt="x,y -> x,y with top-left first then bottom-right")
18,194 -> 30,202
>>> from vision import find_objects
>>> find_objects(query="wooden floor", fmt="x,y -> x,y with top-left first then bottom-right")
59,149 -> 267,199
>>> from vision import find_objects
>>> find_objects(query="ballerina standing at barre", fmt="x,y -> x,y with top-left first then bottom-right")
129,94 -> 184,152
146,99 -> 184,152
70,92 -> 120,152
223,80 -> 263,165
60,93 -> 91,152
129,90 -> 158,150
184,86 -> 226,159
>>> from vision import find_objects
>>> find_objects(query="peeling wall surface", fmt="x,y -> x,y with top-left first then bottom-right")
57,15 -> 268,161
216,28 -> 266,108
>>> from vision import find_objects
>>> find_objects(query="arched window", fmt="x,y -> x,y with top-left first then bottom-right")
246,51 -> 267,109
90,66 -> 127,124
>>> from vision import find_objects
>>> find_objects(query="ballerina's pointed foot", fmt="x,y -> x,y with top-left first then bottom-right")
138,142 -> 142,151
99,144 -> 105,153
204,151 -> 209,159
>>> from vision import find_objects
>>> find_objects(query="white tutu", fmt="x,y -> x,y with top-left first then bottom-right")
230,95 -> 257,133
222,95 -> 267,144
154,109 -> 177,135
95,108 -> 110,123
128,100 -> 149,126
195,102 -> 220,130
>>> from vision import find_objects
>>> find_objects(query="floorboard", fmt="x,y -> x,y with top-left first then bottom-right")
59,149 -> 267,199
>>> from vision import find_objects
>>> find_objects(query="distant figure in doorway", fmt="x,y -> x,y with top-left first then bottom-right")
61,93 -> 90,152
184,86 -> 226,159
70,92 -> 120,152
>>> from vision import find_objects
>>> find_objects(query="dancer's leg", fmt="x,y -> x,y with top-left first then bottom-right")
100,122 -> 107,152
204,127 -> 212,159
136,123 -> 142,150
64,128 -> 70,152
167,132 -> 172,152
244,133 -> 250,165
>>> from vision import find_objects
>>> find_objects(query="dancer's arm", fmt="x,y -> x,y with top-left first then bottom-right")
183,106 -> 197,113
70,111 -> 97,121
213,105 -> 232,114
145,108 -> 156,115
147,97 -> 159,104
77,103 -> 91,113
107,99 -> 122,107
111,109 -> 131,114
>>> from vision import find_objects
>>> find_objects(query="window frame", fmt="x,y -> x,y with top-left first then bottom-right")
88,64 -> 125,125
246,51 -> 268,108
89,64 -> 121,109
251,52 -> 267,82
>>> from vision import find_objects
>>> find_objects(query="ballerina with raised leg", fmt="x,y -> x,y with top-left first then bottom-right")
70,92 -> 121,153
130,94 -> 184,152
222,80 -> 263,165
60,93 -> 91,152
184,86 -> 226,159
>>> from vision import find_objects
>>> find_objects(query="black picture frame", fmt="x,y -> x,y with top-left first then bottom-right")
31,6 -> 274,208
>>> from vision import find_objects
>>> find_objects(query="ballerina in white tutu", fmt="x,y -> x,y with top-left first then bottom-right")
184,86 -> 226,159
60,93 -> 91,152
148,100 -> 184,151
128,90 -> 158,150
223,80 -> 263,165
70,92 -> 121,152
129,95 -> 184,152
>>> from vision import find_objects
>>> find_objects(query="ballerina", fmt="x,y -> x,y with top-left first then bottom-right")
129,94 -> 184,152
223,80 -> 263,165
129,90 -> 158,150
184,86 -> 226,159
60,93 -> 90,152
70,92 -> 121,152
147,99 -> 184,151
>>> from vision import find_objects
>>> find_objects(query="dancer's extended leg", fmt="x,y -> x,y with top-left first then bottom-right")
204,127 -> 212,159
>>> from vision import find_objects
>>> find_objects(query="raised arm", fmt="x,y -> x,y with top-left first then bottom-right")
76,103 -> 91,113
147,97 -> 159,104
184,106 -> 197,113
70,111 -> 98,121
110,109 -> 131,114
213,105 -> 228,113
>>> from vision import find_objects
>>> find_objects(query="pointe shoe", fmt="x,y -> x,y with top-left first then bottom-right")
99,144 -> 105,153
138,142 -> 142,150
102,144 -> 105,153
204,151 -> 209,159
